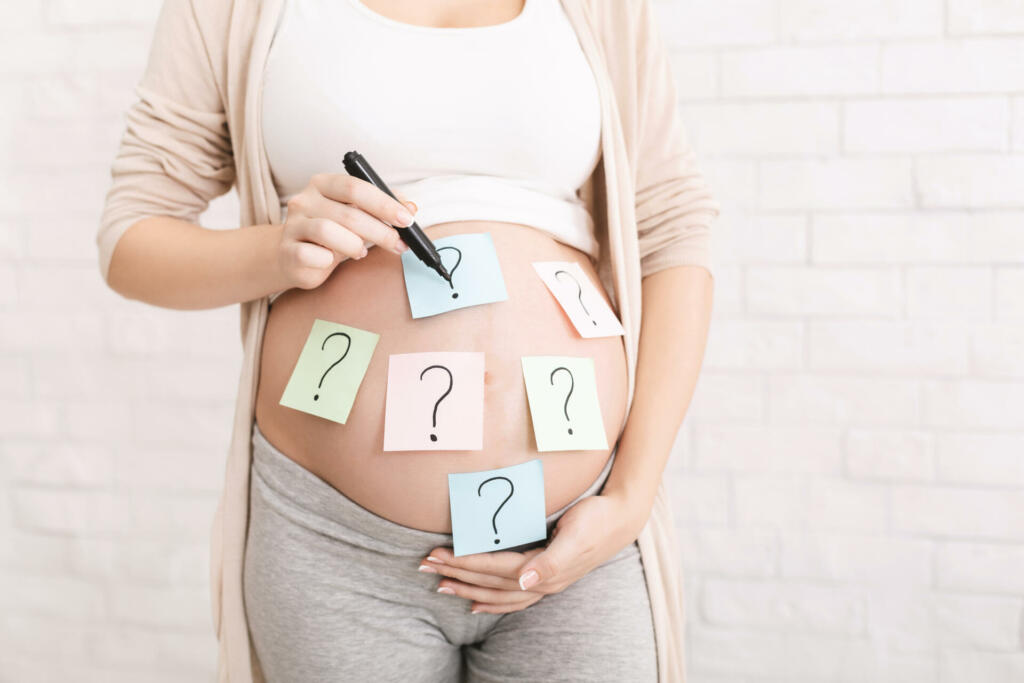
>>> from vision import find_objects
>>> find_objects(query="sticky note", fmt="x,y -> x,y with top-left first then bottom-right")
279,319 -> 379,424
448,459 -> 546,557
401,233 -> 508,319
383,351 -> 485,451
521,356 -> 608,452
533,261 -> 625,338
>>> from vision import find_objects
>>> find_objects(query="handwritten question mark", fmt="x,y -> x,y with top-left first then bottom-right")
477,476 -> 514,545
419,364 -> 453,442
550,366 -> 575,435
314,332 -> 352,401
437,246 -> 462,299
554,269 -> 597,326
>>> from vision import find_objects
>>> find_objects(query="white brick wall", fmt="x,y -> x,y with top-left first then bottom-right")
654,0 -> 1024,680
1,0 -> 1022,681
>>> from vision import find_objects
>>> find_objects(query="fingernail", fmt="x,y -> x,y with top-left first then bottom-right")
426,556 -> 443,564
437,586 -> 456,595
471,608 -> 483,615
397,209 -> 414,227
418,564 -> 437,574
358,247 -> 368,259
518,570 -> 539,591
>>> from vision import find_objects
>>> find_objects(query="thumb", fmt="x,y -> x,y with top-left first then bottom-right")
517,536 -> 573,591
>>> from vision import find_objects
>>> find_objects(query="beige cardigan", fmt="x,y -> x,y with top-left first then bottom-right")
98,0 -> 718,680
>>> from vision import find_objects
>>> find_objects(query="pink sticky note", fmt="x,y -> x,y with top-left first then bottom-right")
532,262 -> 625,338
383,352 -> 485,451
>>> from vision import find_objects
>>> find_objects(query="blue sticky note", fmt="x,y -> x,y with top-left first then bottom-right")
400,233 -> 508,319
448,460 -> 546,557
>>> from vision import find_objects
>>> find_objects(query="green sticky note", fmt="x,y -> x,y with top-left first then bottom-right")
521,356 -> 608,452
279,319 -> 379,424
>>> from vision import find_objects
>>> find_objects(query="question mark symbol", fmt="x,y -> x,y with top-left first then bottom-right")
437,246 -> 462,299
477,476 -> 514,545
550,366 -> 575,435
419,364 -> 453,442
314,332 -> 352,401
554,269 -> 597,326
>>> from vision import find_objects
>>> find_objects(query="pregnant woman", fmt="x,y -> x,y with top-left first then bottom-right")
97,0 -> 717,681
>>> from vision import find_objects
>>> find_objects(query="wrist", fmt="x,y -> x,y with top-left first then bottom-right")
245,222 -> 293,297
601,487 -> 654,538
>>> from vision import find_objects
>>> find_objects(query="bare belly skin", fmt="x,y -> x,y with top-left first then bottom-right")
255,220 -> 628,533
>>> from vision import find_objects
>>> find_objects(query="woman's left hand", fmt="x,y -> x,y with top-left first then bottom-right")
418,492 -> 646,615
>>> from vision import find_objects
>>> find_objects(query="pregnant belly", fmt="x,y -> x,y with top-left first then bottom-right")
254,220 -> 628,533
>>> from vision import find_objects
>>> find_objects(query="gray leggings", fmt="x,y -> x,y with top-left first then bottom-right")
243,424 -> 657,683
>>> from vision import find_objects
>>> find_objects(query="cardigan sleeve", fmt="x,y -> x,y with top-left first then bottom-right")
96,0 -> 236,283
631,0 -> 719,280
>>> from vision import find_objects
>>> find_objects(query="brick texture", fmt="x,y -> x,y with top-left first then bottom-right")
666,0 -> 1024,679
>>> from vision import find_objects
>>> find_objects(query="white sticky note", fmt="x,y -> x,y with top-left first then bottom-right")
532,261 -> 625,338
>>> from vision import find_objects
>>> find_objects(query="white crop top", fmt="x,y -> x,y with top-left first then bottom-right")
261,0 -> 603,260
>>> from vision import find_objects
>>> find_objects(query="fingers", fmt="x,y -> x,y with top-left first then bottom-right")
304,193 -> 406,255
435,578 -> 543,606
425,547 -> 542,580
419,560 -> 521,591
395,193 -> 417,216
293,217 -> 367,260
286,240 -> 334,270
418,547 -> 548,615
278,179 -> 417,290
277,239 -> 337,290
312,173 -> 415,229
515,526 -> 592,593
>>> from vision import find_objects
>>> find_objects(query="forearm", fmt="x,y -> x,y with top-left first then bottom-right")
106,216 -> 292,310
602,265 -> 713,523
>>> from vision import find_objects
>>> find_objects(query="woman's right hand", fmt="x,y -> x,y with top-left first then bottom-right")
278,173 -> 418,290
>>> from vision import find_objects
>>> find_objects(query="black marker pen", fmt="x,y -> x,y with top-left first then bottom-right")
342,151 -> 452,284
